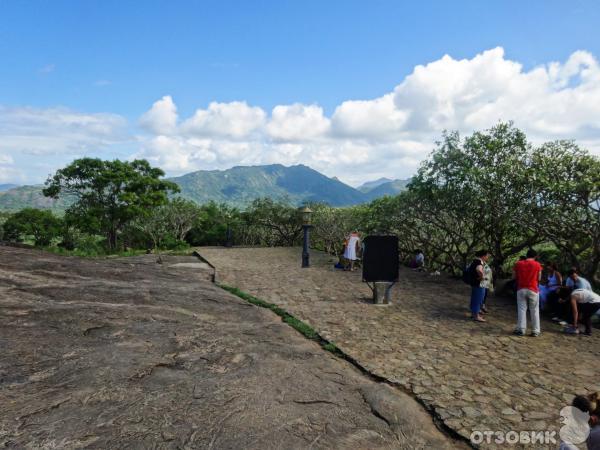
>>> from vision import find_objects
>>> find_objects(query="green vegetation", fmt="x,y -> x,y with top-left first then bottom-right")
171,164 -> 370,207
43,158 -> 180,250
1,122 -> 597,286
219,284 -> 342,354
2,208 -> 62,246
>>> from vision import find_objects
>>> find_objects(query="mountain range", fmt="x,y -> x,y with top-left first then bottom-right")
0,164 -> 410,211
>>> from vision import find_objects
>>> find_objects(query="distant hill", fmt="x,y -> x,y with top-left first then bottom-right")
0,164 -> 411,211
0,184 -> 18,192
171,164 -> 366,207
0,185 -> 74,211
360,178 -> 411,201
357,178 -> 395,193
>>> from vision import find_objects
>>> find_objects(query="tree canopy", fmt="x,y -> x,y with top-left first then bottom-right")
43,158 -> 179,250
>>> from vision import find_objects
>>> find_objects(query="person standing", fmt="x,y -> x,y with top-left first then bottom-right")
480,257 -> 494,314
513,248 -> 543,336
343,231 -> 361,272
468,250 -> 490,322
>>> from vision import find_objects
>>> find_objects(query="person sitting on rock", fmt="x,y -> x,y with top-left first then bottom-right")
565,269 -> 593,291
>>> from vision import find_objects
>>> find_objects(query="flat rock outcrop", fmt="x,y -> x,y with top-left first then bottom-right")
0,247 -> 457,449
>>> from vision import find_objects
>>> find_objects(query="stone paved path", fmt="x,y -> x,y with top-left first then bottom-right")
200,247 -> 600,449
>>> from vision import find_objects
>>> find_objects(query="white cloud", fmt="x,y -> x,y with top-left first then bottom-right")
133,48 -> 600,185
266,104 -> 330,141
0,105 -> 127,183
332,94 -> 408,140
139,95 -> 178,135
0,106 -> 126,156
3,47 -> 600,186
181,101 -> 265,139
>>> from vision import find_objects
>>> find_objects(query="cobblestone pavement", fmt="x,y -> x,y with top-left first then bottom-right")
199,247 -> 600,449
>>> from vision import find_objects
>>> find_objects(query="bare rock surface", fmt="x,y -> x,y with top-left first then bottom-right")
0,247 -> 460,449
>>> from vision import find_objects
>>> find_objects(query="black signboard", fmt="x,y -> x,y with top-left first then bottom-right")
362,235 -> 399,282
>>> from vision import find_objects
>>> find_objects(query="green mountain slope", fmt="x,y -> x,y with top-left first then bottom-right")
0,185 -> 74,211
171,164 -> 366,207
362,178 -> 411,201
356,178 -> 394,193
0,164 -> 410,211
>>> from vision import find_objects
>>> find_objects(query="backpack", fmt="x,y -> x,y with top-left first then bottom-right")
462,260 -> 480,286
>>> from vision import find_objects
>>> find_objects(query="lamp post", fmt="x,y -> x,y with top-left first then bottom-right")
224,211 -> 233,248
300,206 -> 313,268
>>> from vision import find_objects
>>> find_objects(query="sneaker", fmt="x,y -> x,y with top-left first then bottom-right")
513,329 -> 525,336
583,331 -> 592,336
565,326 -> 580,335
558,321 -> 568,326
530,332 -> 540,337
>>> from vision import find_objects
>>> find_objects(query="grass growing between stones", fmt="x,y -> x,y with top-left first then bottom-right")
219,283 -> 343,356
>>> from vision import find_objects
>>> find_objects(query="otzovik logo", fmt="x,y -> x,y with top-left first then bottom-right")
469,405 -> 591,446
560,405 -> 590,445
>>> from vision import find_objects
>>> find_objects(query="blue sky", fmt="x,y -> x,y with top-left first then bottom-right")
1,0 -> 600,185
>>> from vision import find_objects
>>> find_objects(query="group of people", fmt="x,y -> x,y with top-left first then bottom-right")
467,248 -> 600,336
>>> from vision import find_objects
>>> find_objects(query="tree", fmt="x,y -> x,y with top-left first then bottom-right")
242,198 -> 302,246
526,141 -> 600,286
163,198 -> 201,242
2,208 -> 62,246
186,201 -> 242,246
411,124 -> 540,274
310,203 -> 364,255
43,158 -> 179,250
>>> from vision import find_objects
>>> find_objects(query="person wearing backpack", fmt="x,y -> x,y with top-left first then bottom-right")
512,248 -> 543,336
467,250 -> 491,322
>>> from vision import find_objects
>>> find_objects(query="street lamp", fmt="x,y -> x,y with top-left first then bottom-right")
224,211 -> 233,248
300,206 -> 313,268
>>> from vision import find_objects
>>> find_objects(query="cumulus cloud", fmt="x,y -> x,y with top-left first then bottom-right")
139,95 -> 178,135
4,47 -> 600,186
181,101 -> 265,139
266,104 -> 330,141
133,47 -> 600,185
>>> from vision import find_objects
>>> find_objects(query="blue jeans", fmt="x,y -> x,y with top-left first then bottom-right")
470,286 -> 486,316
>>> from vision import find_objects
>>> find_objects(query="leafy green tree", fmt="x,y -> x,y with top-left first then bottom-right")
310,203 -> 364,255
526,141 -> 600,285
2,208 -> 62,246
186,201 -> 242,246
411,123 -> 539,274
163,198 -> 201,242
43,158 -> 179,250
242,198 -> 302,246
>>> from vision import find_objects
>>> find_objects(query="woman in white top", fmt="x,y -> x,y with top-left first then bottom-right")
558,287 -> 600,336
343,231 -> 361,272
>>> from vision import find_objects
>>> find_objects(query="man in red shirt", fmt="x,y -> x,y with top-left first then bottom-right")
513,249 -> 543,336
